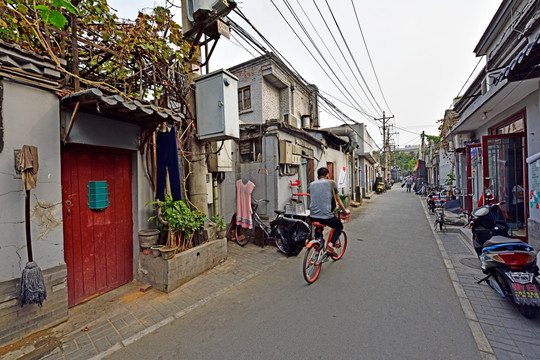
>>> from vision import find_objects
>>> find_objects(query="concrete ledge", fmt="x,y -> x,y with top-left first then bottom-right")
136,238 -> 228,293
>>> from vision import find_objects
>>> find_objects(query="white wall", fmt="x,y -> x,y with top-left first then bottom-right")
0,80 -> 63,280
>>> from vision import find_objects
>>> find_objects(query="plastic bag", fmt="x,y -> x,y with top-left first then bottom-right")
272,217 -> 310,256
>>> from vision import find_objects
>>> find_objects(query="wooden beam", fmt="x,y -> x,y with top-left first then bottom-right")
63,101 -> 80,144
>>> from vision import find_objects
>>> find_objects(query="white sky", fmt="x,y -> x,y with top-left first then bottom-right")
107,0 -> 502,148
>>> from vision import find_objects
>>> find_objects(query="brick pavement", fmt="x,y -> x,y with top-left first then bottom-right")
426,200 -> 540,360
2,242 -> 285,360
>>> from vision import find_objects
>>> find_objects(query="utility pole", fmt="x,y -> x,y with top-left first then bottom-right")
182,0 -> 208,215
376,111 -> 394,181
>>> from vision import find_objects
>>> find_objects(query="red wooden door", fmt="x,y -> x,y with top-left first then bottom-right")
62,147 -> 133,307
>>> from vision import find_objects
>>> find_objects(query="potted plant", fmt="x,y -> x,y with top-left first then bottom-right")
147,195 -> 205,257
211,214 -> 226,238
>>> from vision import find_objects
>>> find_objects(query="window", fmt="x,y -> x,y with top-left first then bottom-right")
491,111 -> 525,135
239,138 -> 262,162
238,86 -> 251,111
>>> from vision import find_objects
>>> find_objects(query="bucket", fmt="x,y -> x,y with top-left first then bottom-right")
138,229 -> 160,250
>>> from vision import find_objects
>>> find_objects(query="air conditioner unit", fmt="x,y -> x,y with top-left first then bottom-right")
290,114 -> 301,129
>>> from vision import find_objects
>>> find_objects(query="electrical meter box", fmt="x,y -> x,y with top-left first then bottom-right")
208,140 -> 233,172
195,69 -> 239,141
279,140 -> 293,164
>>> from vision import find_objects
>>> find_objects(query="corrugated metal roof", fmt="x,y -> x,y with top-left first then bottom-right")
61,88 -> 184,123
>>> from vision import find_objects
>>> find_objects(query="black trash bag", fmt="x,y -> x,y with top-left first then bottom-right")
273,217 -> 310,256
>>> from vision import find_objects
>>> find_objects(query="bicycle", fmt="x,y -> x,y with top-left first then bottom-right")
302,212 -> 349,284
434,200 -> 446,231
235,199 -> 304,254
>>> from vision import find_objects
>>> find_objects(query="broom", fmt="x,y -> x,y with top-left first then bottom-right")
19,190 -> 47,307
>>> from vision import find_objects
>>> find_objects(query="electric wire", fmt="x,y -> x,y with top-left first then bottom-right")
268,0 -> 377,119
452,55 -> 484,107
350,0 -> 393,115
322,0 -> 384,116
230,6 -> 386,150
310,0 -> 381,118
293,0 -> 374,115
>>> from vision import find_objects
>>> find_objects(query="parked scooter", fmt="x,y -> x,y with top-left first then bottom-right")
375,177 -> 385,194
468,189 -> 540,318
426,185 -> 444,213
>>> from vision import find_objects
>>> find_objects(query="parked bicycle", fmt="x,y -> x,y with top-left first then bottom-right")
235,199 -> 310,256
302,211 -> 349,284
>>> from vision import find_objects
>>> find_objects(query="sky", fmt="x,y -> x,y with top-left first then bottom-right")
107,0 -> 502,148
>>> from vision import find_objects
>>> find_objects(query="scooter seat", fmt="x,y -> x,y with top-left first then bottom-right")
483,235 -> 526,248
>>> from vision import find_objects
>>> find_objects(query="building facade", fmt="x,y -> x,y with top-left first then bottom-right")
446,0 -> 540,246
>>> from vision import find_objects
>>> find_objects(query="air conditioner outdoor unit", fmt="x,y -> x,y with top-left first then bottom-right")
290,114 -> 300,129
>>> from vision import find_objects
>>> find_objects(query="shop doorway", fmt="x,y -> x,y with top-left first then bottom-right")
481,134 -> 527,240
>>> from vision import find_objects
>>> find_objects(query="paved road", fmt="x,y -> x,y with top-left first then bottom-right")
105,187 -> 481,360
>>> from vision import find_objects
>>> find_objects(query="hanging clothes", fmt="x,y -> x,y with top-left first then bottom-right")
19,145 -> 39,192
156,126 -> 182,201
236,179 -> 255,229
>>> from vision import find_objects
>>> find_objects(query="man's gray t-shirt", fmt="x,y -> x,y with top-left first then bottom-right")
309,179 -> 337,219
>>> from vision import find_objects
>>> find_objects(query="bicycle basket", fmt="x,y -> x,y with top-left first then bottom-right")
339,213 -> 350,223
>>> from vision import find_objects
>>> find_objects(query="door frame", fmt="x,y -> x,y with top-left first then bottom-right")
465,143 -> 481,214
481,132 -> 528,241
61,144 -> 134,306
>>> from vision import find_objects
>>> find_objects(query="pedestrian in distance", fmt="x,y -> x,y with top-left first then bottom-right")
308,167 -> 350,257
406,176 -> 413,192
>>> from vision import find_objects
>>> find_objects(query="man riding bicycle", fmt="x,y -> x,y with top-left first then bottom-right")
308,167 -> 350,257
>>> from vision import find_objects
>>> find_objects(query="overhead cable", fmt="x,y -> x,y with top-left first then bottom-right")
322,0 -> 383,115
350,0 -> 393,115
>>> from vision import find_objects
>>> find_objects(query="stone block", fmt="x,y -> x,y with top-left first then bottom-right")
136,238 -> 228,293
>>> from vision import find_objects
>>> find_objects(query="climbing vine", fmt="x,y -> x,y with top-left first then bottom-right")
0,0 -> 198,111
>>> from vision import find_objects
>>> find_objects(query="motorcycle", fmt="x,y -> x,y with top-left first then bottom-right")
375,177 -> 385,194
469,190 -> 540,318
426,185 -> 444,213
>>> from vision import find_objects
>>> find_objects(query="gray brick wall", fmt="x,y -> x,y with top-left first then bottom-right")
0,263 -> 68,347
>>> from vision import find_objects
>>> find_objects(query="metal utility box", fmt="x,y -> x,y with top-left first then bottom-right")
208,140 -> 233,172
279,140 -> 292,164
195,69 -> 239,141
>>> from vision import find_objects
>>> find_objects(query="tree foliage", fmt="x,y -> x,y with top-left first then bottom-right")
0,0 -> 196,110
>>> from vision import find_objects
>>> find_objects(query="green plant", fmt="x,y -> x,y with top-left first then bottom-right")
147,195 -> 205,251
445,172 -> 455,186
211,214 -> 226,230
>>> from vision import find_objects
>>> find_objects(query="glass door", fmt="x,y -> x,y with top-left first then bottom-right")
466,143 -> 482,214
482,134 -> 526,239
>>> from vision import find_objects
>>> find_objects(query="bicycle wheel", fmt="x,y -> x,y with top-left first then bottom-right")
302,245 -> 321,284
235,224 -> 250,246
330,231 -> 347,260
274,232 -> 286,254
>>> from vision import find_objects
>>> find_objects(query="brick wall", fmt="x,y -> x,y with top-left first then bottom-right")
0,264 -> 68,347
